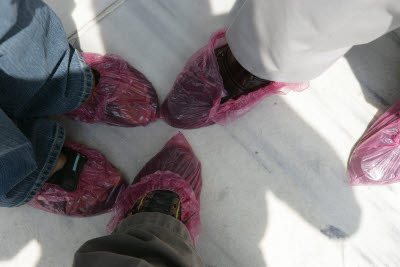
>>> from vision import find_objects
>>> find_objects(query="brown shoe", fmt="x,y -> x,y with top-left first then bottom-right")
215,44 -> 271,103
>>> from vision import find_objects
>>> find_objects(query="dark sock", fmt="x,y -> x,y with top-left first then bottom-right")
91,68 -> 100,86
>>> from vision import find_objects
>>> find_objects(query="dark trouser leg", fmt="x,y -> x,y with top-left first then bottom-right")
74,212 -> 204,267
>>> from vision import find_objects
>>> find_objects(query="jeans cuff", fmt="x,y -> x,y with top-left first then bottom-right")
71,49 -> 94,111
17,124 -> 65,206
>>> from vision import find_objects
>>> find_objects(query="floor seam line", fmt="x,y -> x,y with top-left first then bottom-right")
68,0 -> 126,43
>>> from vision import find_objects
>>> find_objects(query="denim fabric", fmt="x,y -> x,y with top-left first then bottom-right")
0,0 -> 93,207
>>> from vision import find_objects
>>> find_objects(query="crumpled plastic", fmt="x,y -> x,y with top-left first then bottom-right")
348,98 -> 400,185
29,142 -> 127,216
67,53 -> 159,127
107,133 -> 202,245
160,29 -> 308,129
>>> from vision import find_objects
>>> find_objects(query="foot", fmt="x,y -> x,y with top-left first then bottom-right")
29,142 -> 127,216
66,53 -> 159,127
160,29 -> 279,129
125,190 -> 181,220
107,133 -> 202,244
215,44 -> 271,103
348,98 -> 400,185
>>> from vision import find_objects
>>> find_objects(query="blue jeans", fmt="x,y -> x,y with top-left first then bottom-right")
0,0 -> 93,207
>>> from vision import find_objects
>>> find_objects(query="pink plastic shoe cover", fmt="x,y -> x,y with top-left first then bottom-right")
29,142 -> 127,216
349,98 -> 400,185
107,133 -> 203,245
67,53 -> 159,127
160,29 -> 308,129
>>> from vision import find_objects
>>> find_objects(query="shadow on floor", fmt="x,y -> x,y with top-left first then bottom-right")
345,30 -> 400,112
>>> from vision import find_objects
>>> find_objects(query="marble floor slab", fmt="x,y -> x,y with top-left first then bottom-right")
1,1 -> 400,267
43,0 -> 118,37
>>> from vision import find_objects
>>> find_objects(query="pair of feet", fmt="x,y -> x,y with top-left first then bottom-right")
32,131 -> 202,245
75,45 -> 270,127
49,43 -> 270,181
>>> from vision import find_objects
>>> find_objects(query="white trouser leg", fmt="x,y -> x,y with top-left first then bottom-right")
227,0 -> 400,82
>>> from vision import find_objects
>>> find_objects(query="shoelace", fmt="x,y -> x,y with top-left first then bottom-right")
125,190 -> 181,220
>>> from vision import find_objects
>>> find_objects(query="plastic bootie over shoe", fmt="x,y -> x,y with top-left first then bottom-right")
160,29 -> 308,129
29,142 -> 127,217
67,53 -> 159,127
108,133 -> 202,245
349,98 -> 400,185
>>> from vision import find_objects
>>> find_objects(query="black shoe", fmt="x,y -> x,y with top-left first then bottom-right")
215,44 -> 271,103
125,190 -> 181,220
